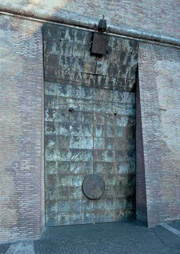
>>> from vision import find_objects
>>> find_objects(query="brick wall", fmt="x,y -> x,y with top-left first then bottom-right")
136,75 -> 147,224
0,2 -> 180,242
0,15 -> 44,243
0,0 -> 179,40
138,43 -> 180,226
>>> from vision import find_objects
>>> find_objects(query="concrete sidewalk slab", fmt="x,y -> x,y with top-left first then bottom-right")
168,221 -> 180,232
153,225 -> 180,250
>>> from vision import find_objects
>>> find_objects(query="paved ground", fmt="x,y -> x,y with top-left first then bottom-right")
1,221 -> 180,254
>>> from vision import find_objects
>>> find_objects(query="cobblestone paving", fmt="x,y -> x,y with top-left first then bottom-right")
2,221 -> 180,254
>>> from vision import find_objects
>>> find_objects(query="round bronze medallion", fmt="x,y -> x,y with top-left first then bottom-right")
82,174 -> 105,200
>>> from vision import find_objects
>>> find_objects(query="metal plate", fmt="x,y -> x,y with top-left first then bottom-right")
82,174 -> 105,200
91,33 -> 108,55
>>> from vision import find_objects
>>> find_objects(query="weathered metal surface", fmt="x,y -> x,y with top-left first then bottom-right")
44,24 -> 137,226
91,33 -> 108,56
43,24 -> 138,92
82,174 -> 105,200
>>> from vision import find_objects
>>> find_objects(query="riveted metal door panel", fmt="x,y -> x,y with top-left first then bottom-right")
43,23 -> 138,226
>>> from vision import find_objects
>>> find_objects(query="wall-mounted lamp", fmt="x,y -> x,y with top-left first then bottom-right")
98,15 -> 107,33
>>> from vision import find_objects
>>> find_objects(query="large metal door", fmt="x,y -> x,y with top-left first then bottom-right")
43,24 -> 138,226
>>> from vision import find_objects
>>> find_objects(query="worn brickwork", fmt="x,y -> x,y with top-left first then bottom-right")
44,24 -> 138,226
0,0 -> 180,40
138,43 -> 180,227
136,77 -> 147,224
0,15 -> 44,243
